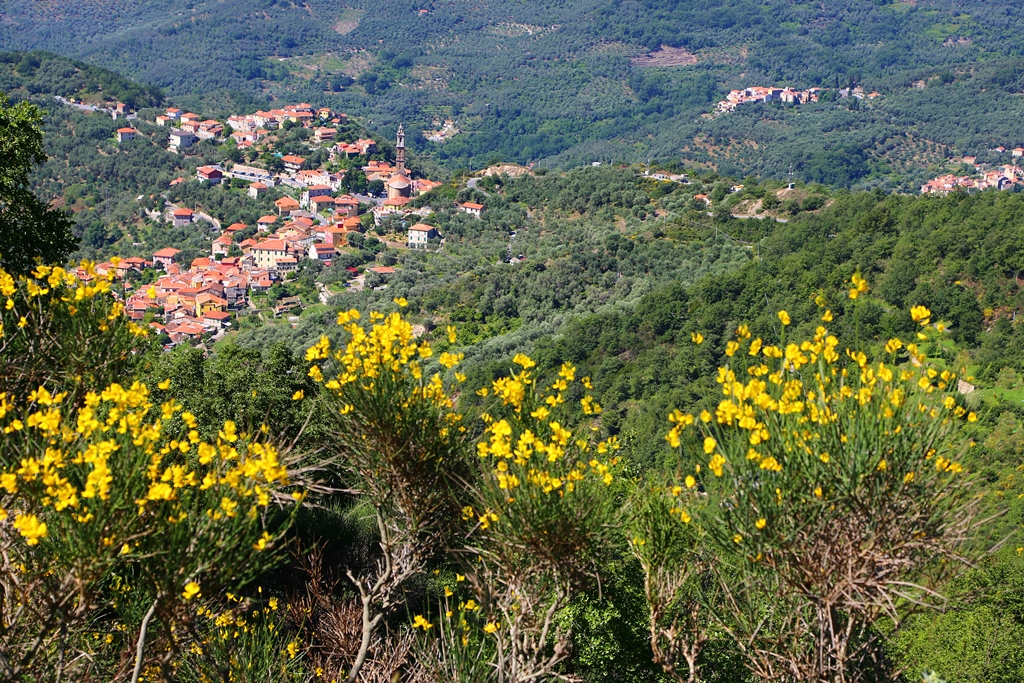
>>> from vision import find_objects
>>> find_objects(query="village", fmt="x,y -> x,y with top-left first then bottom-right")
920,149 -> 1024,195
716,86 -> 823,113
101,103 -> 486,347
714,85 -> 882,113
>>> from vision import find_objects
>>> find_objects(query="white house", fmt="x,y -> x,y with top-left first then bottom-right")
408,223 -> 438,249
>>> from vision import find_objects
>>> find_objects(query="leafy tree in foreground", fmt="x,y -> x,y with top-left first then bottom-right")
0,94 -> 76,274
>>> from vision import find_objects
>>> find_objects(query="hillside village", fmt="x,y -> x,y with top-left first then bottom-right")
921,150 -> 1024,195
97,103 -> 477,347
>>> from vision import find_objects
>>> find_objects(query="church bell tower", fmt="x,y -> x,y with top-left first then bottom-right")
395,123 -> 406,175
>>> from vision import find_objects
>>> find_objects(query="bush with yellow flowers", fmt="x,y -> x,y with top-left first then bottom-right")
0,266 -> 305,681
415,355 -> 621,682
173,592 -> 305,683
308,306 -> 624,682
307,306 -> 471,683
0,261 -> 152,403
636,303 -> 982,682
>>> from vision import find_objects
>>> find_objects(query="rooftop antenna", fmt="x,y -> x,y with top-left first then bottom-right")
787,164 -> 795,189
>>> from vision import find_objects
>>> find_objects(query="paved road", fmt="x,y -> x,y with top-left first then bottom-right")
466,178 -> 491,196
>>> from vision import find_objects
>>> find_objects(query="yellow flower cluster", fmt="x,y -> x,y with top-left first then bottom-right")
0,379 -> 295,548
310,310 -> 463,413
665,305 -> 973,541
474,357 -> 619,503
1,262 -> 149,341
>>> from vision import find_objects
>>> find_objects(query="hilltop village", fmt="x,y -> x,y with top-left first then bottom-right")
99,103 -> 479,346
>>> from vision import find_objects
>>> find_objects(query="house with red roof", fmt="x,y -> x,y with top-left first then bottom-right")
171,208 -> 194,227
309,195 -> 336,212
282,155 -> 306,172
248,182 -> 268,199
196,166 -> 223,184
408,223 -> 439,249
309,243 -> 336,262
202,310 -> 232,330
334,194 -> 360,217
301,185 -> 333,208
117,127 -> 138,142
251,239 -> 290,269
275,196 -> 301,215
212,234 -> 233,257
153,248 -> 181,270
459,201 -> 484,218
314,127 -> 337,144
195,292 -> 228,317
257,215 -> 278,231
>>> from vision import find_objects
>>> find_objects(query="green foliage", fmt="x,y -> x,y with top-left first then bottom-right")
0,264 -> 151,402
0,94 -> 77,274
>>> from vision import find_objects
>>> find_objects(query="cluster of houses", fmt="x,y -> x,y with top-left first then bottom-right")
920,164 -> 1023,195
920,153 -> 1024,195
156,102 -> 353,154
114,208 -> 440,344
715,85 -> 883,113
716,87 -> 823,112
91,104 -> 480,345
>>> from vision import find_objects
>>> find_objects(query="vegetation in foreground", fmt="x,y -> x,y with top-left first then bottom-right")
0,258 -> 1010,682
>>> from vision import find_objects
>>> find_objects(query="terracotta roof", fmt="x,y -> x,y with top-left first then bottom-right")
461,202 -> 484,210
172,208 -> 193,217
249,182 -> 268,189
409,223 -> 437,232
153,248 -> 181,258
257,215 -> 278,224
117,127 -> 137,134
253,239 -> 287,251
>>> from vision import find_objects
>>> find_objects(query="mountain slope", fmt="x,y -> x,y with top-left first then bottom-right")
5,0 -> 1024,183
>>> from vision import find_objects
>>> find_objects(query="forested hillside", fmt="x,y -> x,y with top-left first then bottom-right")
4,0 -> 1024,184
232,168 -> 1024,679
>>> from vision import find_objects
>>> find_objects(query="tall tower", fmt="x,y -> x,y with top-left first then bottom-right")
395,123 -> 406,175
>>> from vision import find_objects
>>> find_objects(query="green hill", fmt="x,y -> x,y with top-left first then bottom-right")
5,0 -> 1024,185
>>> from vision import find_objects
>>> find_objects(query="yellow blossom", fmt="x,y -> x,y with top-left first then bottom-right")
13,514 -> 47,545
183,582 -> 201,600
